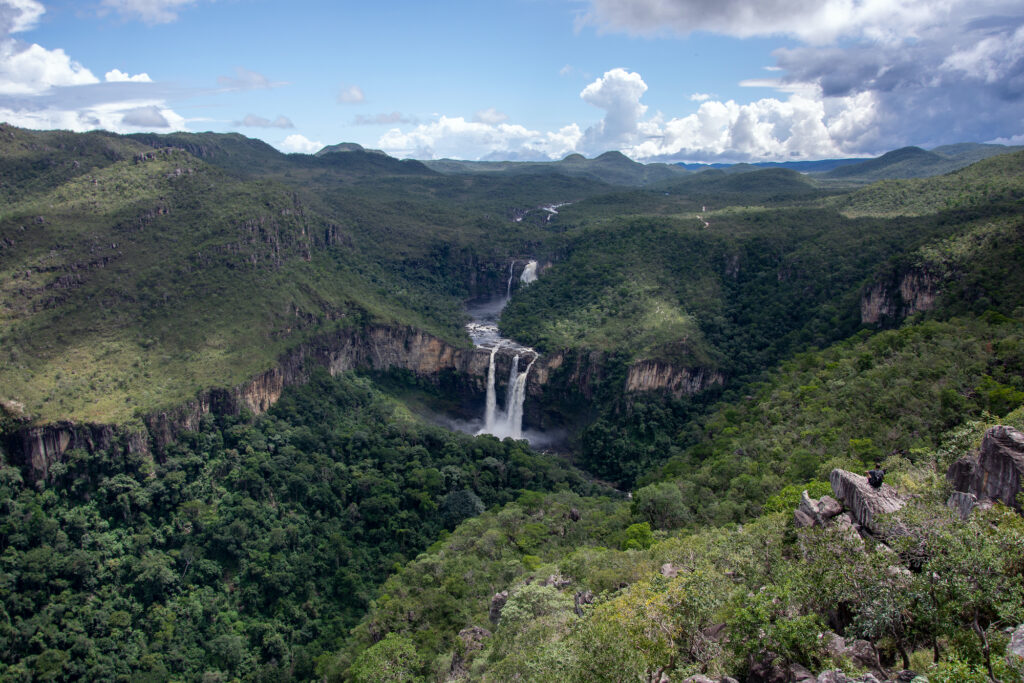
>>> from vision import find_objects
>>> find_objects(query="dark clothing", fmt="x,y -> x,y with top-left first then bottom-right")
867,468 -> 885,489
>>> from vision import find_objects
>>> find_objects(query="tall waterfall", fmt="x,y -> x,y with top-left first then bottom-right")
505,261 -> 516,299
520,260 -> 538,284
479,349 -> 536,440
483,346 -> 498,428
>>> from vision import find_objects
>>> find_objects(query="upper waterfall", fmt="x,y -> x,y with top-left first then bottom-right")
520,260 -> 538,284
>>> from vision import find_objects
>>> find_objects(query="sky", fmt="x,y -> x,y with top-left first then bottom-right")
0,0 -> 1022,163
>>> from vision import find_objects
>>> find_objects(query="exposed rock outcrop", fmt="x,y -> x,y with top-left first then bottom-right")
624,360 -> 724,398
3,421 -> 149,482
6,318 -> 726,479
828,469 -> 907,535
946,490 -> 978,520
488,591 -> 509,625
449,626 -> 491,678
947,425 -> 1024,512
1008,624 -> 1024,668
860,269 -> 939,325
795,491 -> 844,528
143,324 -> 491,455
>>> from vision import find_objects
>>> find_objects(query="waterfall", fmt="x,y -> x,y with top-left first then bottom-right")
505,355 -> 536,439
505,260 -> 516,300
520,260 -> 538,284
479,349 -> 536,439
483,346 -> 498,428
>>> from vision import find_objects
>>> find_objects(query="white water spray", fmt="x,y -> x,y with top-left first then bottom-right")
480,350 -> 536,440
520,260 -> 538,284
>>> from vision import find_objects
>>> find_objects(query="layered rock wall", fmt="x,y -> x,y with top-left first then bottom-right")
625,360 -> 724,398
6,324 -> 725,481
861,269 -> 939,325
947,425 -> 1024,512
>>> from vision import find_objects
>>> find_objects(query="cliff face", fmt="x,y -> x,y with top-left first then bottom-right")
624,361 -> 724,398
4,422 -> 149,483
5,325 -> 491,482
861,269 -> 939,325
144,325 -> 492,454
5,324 -> 724,482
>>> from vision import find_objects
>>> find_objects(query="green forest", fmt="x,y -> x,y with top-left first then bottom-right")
1,126 -> 1023,681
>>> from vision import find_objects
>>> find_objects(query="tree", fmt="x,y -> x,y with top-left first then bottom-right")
348,633 -> 422,683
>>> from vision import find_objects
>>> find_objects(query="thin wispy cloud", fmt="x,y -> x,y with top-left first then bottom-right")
217,67 -> 287,91
337,85 -> 365,104
237,114 -> 294,128
353,111 -> 415,125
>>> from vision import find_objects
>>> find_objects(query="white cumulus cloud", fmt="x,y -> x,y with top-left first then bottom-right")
280,134 -> 324,154
0,41 -> 98,94
0,0 -> 45,34
579,68 -> 649,153
377,116 -> 581,161
105,68 -> 152,82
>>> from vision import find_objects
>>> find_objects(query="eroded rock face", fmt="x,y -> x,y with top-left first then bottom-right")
488,591 -> 509,625
449,626 -> 491,678
946,423 -> 1019,509
946,490 -> 978,520
4,421 -> 149,482
828,469 -> 906,535
624,360 -> 724,398
860,269 -> 938,325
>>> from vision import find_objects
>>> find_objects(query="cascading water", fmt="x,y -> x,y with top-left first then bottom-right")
466,258 -> 541,441
483,346 -> 498,428
479,349 -> 537,440
505,261 -> 516,300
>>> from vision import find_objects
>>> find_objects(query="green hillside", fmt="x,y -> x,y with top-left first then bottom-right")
2,127 -> 1024,682
833,149 -> 1024,217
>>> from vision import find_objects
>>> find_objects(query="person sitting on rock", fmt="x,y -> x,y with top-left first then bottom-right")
866,462 -> 886,489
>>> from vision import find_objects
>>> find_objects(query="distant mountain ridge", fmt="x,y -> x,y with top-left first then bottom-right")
422,150 -> 688,187
678,142 -> 1022,181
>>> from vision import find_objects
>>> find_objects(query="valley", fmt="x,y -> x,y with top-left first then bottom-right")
1,125 -> 1023,682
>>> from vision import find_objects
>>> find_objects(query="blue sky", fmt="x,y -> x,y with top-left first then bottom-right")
1,0 -> 1022,162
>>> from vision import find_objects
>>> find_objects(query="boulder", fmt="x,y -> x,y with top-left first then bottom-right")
449,626 -> 491,677
796,492 -> 845,529
1008,623 -> 1024,668
946,490 -> 977,520
947,453 -> 977,493
682,676 -> 716,683
947,425 -> 1024,511
541,573 -> 571,589
794,507 -> 817,528
747,653 -> 788,683
819,495 -> 843,519
829,469 -> 906,534
573,589 -> 594,616
788,663 -> 816,681
815,671 -> 849,683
